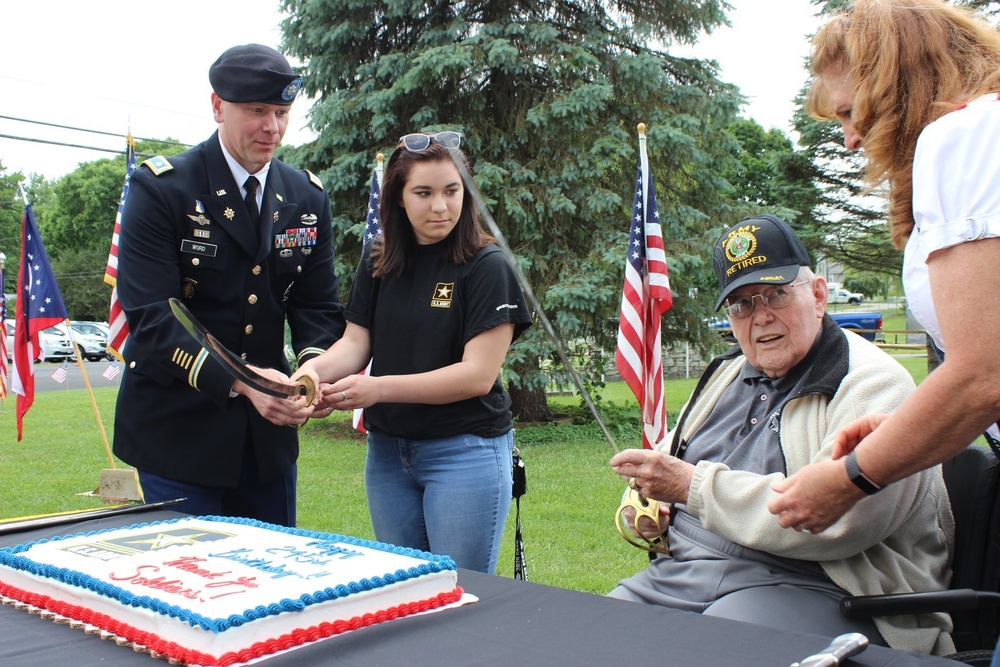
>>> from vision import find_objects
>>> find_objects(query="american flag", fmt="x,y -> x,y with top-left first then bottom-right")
103,360 -> 121,381
353,167 -> 382,434
50,360 -> 68,384
615,132 -> 672,450
363,168 -> 382,246
104,135 -> 137,362
0,262 -> 8,401
0,262 -> 9,401
13,204 -> 70,440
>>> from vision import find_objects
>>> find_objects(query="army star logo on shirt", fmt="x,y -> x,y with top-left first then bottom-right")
430,282 -> 454,309
224,207 -> 236,220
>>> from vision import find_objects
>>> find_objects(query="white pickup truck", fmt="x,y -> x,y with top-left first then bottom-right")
827,283 -> 865,305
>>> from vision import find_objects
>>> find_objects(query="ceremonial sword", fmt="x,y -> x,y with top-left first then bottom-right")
444,146 -> 666,554
168,298 -> 316,404
789,633 -> 869,667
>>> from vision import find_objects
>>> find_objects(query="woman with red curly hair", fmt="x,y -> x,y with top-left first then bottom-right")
770,0 -> 1000,545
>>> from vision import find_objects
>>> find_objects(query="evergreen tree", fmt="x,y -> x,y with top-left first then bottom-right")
279,0 -> 747,421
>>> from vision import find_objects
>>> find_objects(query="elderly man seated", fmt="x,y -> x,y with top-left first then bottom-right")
609,215 -> 954,656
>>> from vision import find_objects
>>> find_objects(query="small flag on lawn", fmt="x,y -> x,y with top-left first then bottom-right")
50,361 -> 68,384
102,361 -> 121,381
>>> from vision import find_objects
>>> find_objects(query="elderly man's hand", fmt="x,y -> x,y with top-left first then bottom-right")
610,449 -> 695,505
619,502 -> 671,539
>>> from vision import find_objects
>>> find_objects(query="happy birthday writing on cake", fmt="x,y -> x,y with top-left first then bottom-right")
105,539 -> 366,600
211,538 -> 364,580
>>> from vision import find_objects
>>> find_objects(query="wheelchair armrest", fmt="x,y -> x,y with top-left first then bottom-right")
841,589 -> 1000,618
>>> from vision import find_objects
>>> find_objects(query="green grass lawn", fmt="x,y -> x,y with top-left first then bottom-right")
0,358 -> 932,595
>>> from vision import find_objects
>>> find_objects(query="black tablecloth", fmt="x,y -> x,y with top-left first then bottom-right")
0,509 -> 952,666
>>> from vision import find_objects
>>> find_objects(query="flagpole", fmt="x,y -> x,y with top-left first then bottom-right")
65,318 -> 115,468
375,152 -> 384,185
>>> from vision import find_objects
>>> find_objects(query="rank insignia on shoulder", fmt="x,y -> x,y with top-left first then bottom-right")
305,169 -> 324,190
143,155 -> 173,176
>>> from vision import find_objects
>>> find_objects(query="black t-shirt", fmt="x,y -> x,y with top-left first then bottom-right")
346,242 -> 532,439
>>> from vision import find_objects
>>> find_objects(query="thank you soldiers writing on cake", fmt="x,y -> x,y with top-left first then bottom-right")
113,44 -> 346,526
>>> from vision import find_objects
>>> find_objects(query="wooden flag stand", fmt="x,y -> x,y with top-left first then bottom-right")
67,330 -> 143,502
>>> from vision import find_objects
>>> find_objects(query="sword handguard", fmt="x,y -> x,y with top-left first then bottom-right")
615,487 -> 670,554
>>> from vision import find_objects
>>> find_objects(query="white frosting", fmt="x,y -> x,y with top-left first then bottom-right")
0,517 -> 458,664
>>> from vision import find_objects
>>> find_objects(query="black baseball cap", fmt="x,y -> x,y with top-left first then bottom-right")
209,44 -> 303,106
713,214 -> 811,310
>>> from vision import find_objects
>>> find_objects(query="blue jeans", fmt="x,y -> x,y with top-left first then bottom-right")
137,464 -> 297,527
365,429 -> 514,574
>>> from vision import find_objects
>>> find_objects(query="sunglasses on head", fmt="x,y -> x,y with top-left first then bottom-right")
398,131 -> 463,152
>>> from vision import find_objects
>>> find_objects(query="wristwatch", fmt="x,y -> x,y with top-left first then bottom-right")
844,450 -> 882,495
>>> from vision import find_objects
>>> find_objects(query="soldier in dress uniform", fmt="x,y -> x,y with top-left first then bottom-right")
113,44 -> 346,526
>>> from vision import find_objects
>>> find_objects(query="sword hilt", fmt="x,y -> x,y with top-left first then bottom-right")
296,375 -> 317,404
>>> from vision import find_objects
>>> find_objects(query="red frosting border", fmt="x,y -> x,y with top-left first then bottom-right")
0,579 -> 464,666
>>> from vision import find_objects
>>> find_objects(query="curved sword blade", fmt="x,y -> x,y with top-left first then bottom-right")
168,297 -> 314,402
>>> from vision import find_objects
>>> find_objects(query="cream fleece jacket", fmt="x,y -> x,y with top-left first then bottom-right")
666,323 -> 955,655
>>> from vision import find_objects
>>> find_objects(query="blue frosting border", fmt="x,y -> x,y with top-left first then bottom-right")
0,515 -> 457,633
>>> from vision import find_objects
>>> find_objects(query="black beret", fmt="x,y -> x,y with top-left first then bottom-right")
209,44 -> 303,106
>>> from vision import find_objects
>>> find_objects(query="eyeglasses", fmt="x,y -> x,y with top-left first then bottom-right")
398,131 -> 463,152
723,279 -> 812,319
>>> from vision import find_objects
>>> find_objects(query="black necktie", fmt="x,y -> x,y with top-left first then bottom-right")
243,176 -> 260,225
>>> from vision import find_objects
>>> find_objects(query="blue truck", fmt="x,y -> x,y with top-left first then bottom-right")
830,311 -> 883,341
710,311 -> 883,342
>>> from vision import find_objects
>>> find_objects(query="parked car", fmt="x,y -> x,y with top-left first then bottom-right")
831,311 -> 884,341
710,311 -> 884,342
4,319 -> 76,362
70,321 -> 113,361
826,282 -> 865,305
